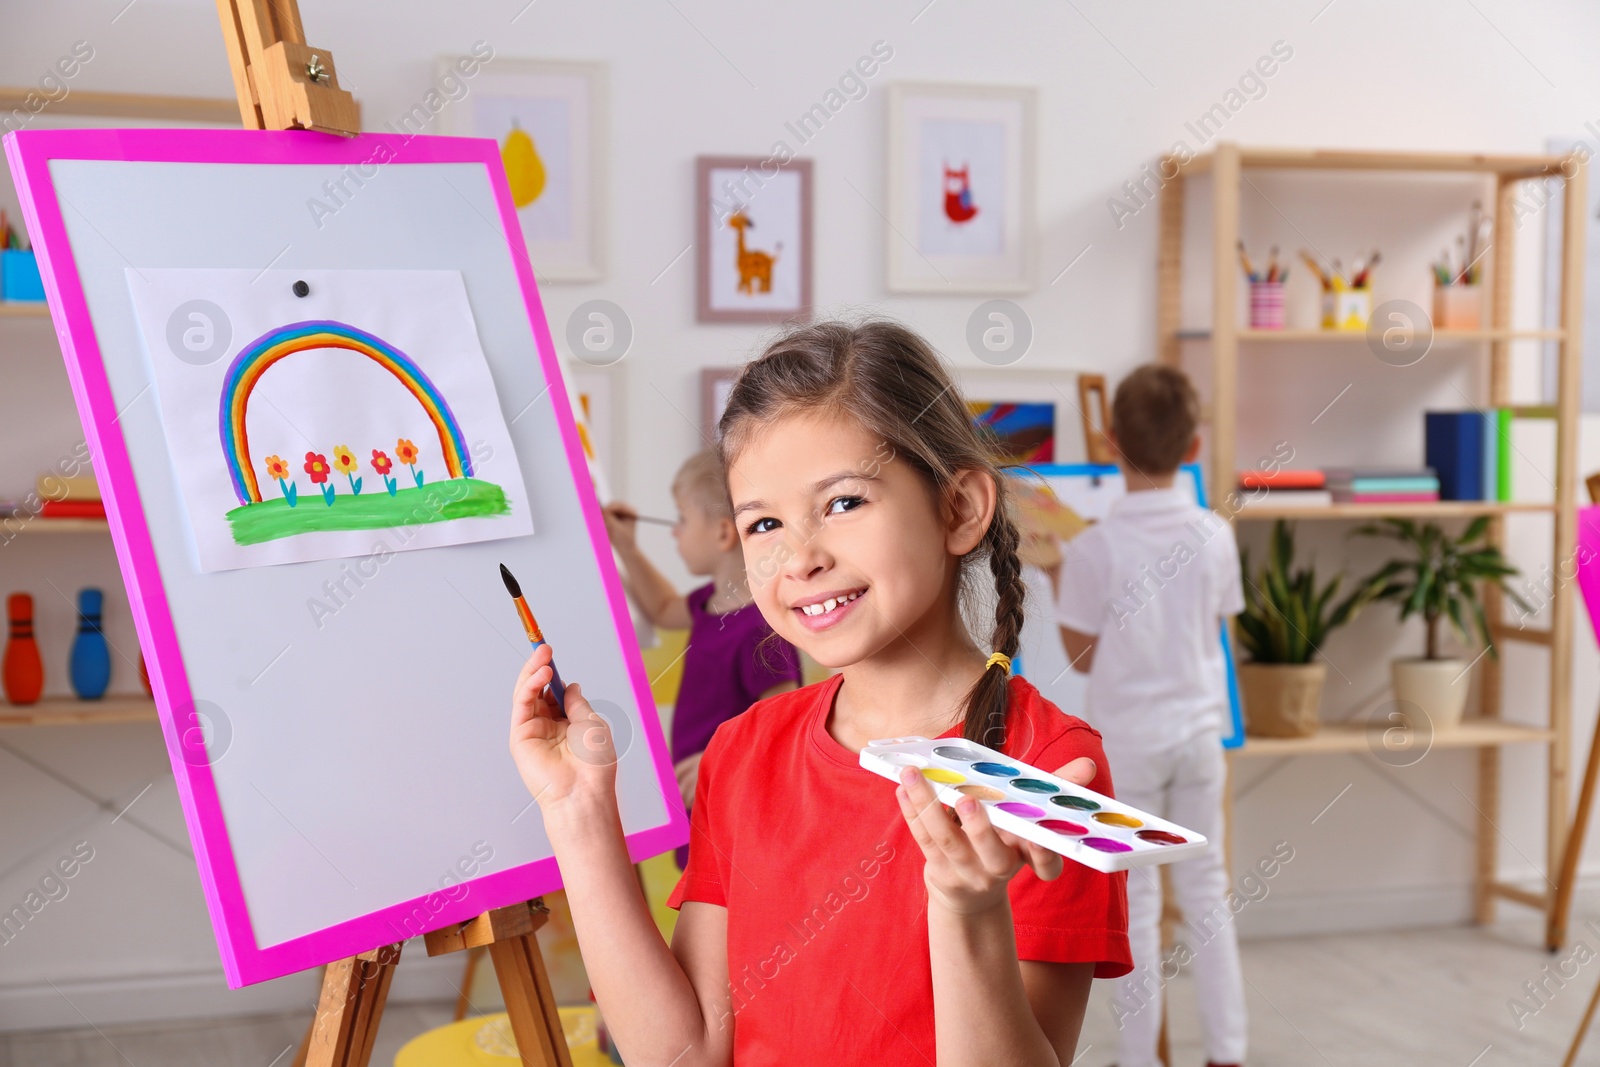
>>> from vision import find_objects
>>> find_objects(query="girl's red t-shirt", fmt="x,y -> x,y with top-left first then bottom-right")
667,673 -> 1132,1065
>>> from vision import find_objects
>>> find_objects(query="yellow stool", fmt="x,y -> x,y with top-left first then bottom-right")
396,1006 -> 611,1067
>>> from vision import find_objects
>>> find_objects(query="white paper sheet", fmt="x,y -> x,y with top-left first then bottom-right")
125,268 -> 535,571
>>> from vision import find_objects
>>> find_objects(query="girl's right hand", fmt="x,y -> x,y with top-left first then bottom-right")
509,645 -> 618,815
602,502 -> 639,551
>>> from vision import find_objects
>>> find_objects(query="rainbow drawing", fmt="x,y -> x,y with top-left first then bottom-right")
219,321 -> 474,505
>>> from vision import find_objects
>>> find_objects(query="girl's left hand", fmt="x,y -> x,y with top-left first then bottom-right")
895,756 -> 1096,916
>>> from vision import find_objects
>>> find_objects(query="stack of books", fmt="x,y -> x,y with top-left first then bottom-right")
1237,469 -> 1331,509
1424,410 -> 1512,502
1323,468 -> 1439,503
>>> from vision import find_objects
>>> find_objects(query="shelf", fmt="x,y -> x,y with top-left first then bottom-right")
1234,718 -> 1555,758
0,695 -> 158,726
1177,147 -> 1573,178
1,517 -> 109,533
0,302 -> 49,318
1235,501 -> 1554,521
1176,328 -> 1564,343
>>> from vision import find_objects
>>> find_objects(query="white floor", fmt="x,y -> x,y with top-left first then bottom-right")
8,903 -> 1600,1066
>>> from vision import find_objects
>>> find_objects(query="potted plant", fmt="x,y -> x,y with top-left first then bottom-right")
1354,517 -> 1529,730
1236,521 -> 1386,738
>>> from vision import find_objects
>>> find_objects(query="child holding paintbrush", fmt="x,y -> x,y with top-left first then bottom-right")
511,320 -> 1129,1066
603,450 -> 801,868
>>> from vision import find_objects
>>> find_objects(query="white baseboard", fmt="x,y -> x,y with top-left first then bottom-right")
7,868 -> 1600,1032
1235,868 -> 1600,941
0,947 -> 465,1034
1235,882 -> 1477,940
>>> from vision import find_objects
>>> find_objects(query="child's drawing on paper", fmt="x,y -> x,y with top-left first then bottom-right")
218,320 -> 511,546
126,269 -> 535,572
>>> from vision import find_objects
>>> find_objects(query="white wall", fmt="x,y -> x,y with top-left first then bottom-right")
5,0 -> 1600,1029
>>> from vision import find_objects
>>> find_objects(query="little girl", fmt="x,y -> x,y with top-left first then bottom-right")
603,449 -> 801,869
510,320 -> 1131,1065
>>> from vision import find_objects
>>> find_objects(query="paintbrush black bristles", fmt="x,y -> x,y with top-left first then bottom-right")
499,563 -> 523,599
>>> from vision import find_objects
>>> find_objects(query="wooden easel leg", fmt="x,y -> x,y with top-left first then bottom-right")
290,1010 -> 315,1067
456,946 -> 486,1021
303,943 -> 402,1067
423,899 -> 572,1067
1563,968 -> 1600,1067
489,930 -> 573,1067
1550,696 -> 1600,949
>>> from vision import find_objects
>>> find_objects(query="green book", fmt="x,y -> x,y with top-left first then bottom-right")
1496,408 -> 1512,501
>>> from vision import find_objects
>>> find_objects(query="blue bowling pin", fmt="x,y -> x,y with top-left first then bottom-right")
70,587 -> 111,700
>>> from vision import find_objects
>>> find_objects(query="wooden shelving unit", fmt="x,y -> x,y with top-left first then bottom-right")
0,89 -> 235,733
0,696 -> 159,726
1160,143 -> 1586,935
3,518 -> 111,533
1234,718 -> 1555,758
1177,327 -> 1564,343
1237,501 -> 1554,521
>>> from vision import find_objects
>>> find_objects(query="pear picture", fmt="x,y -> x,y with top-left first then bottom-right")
501,119 -> 547,208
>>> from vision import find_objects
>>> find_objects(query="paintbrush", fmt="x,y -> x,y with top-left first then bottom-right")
500,563 -> 566,709
1299,249 -> 1330,289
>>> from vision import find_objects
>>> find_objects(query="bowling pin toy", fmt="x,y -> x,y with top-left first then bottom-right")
4,593 -> 44,705
70,587 -> 111,700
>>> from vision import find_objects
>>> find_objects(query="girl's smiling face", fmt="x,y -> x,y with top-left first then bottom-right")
729,411 -> 990,670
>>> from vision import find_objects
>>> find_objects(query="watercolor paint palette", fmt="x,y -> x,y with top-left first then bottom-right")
860,736 -> 1208,873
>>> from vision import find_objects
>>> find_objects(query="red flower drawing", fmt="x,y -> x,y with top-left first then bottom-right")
370,450 -> 393,476
304,452 -> 330,484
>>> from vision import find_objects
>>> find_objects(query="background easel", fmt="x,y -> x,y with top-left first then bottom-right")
209,4 -> 574,1065
1555,476 -> 1600,1065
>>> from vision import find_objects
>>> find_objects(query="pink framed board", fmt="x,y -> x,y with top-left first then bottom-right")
2,128 -> 686,987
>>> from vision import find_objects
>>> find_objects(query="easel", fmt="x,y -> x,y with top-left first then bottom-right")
1077,373 -> 1116,465
289,899 -> 574,1067
209,4 -> 574,1065
214,0 -> 359,135
1556,476 -> 1600,1066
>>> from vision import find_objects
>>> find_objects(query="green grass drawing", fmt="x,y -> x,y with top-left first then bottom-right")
227,478 -> 511,546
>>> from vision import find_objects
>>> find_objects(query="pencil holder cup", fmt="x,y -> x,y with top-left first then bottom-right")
1321,287 -> 1371,331
1433,284 -> 1482,331
1248,281 -> 1285,330
0,250 -> 44,302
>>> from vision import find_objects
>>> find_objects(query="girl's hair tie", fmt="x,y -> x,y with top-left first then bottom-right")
985,652 -> 1012,674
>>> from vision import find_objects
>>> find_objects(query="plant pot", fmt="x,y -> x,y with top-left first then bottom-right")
1238,661 -> 1327,738
1390,657 -> 1471,730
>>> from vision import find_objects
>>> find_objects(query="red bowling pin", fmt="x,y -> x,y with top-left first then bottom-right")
4,593 -> 44,705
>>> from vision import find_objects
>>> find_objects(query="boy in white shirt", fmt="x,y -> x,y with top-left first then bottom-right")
1055,364 -> 1247,1067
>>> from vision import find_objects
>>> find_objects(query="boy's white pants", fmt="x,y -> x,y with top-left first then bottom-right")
1106,730 -> 1247,1067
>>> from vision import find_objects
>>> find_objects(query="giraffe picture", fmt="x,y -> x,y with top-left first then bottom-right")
696,156 -> 813,324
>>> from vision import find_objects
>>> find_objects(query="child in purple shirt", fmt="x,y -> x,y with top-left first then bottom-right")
604,451 -> 801,868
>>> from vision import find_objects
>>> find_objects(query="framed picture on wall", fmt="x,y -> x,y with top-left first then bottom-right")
565,362 -> 624,500
701,366 -> 741,440
887,83 -> 1035,293
958,368 -> 1084,464
696,156 -> 813,323
442,57 -> 607,282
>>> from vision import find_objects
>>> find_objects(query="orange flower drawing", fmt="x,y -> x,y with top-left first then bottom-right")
264,455 -> 289,480
396,438 -> 425,487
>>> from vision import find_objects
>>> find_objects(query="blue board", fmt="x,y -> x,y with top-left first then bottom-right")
1006,462 -> 1245,750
